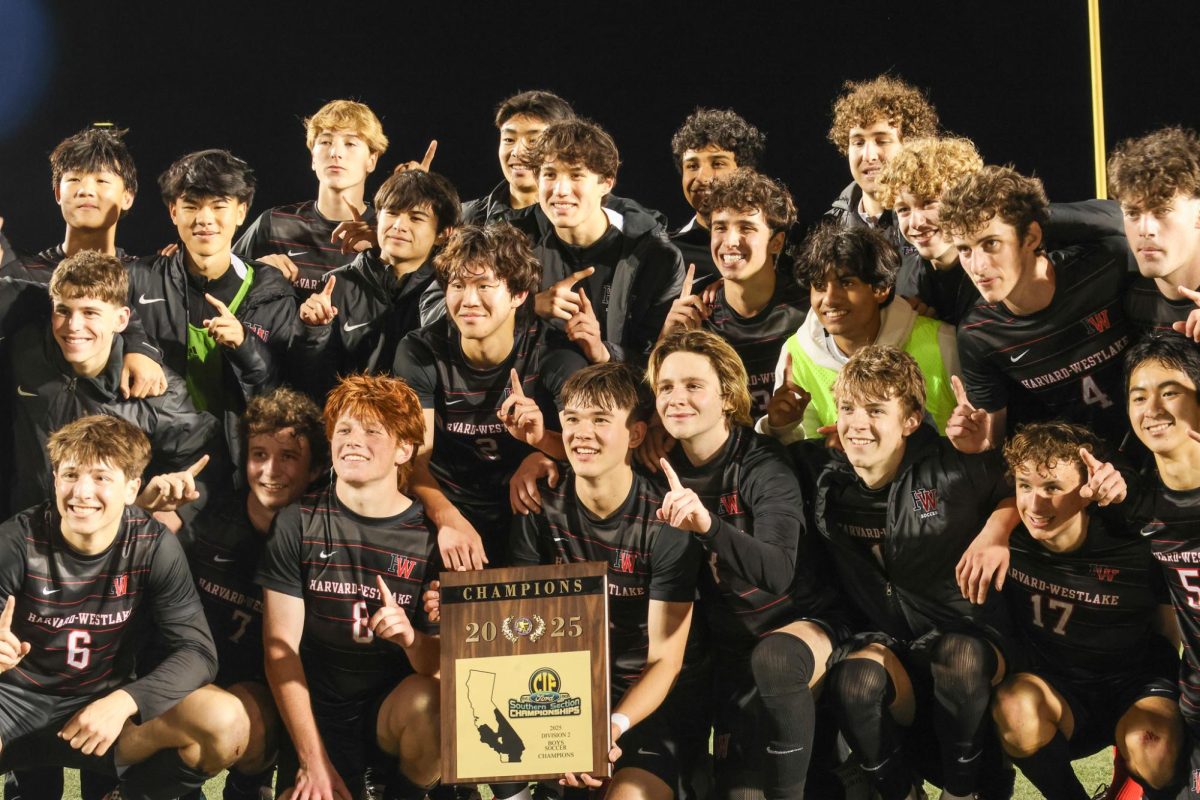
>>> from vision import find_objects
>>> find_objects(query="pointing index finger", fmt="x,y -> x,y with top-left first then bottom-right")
188,453 -> 210,477
204,293 -> 232,316
782,352 -> 798,389
509,368 -> 525,398
659,458 -> 683,492
1179,285 -> 1200,305
561,266 -> 595,289
680,263 -> 695,300
322,276 -> 337,297
376,575 -> 397,607
0,596 -> 13,630
1079,446 -> 1102,475
950,375 -> 975,409
345,201 -> 363,223
420,140 -> 438,171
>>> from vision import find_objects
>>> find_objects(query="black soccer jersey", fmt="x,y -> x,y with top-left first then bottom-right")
957,238 -> 1135,436
669,219 -> 720,292
0,504 -> 217,721
662,426 -> 838,654
1006,513 -> 1169,686
1135,481 -> 1200,733
702,277 -> 808,419
0,245 -> 136,285
234,200 -> 375,296
1124,275 -> 1195,341
394,317 -> 586,528
256,484 -> 439,704
895,254 -> 980,326
509,470 -> 703,690
186,494 -> 267,685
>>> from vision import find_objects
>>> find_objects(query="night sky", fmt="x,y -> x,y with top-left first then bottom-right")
2,0 -> 1198,255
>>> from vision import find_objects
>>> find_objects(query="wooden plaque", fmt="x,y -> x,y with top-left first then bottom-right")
439,562 -> 611,784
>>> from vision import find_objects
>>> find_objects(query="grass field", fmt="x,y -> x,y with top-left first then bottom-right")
47,749 -> 1118,799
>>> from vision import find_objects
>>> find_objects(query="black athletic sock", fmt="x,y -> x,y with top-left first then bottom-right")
1010,731 -> 1088,800
383,768 -> 438,800
826,658 -> 912,800
751,633 -> 818,800
929,633 -> 997,796
8,767 -> 64,799
224,764 -> 276,800
80,768 -> 118,800
490,781 -> 530,799
119,749 -> 213,800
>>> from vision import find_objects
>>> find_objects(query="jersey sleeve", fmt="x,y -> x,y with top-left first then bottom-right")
255,504 -> 305,598
393,331 -> 439,408
121,531 -> 218,722
233,211 -> 271,259
648,525 -> 701,603
508,505 -> 546,567
0,277 -> 52,336
956,321 -> 1009,412
539,338 -> 589,410
1044,200 -> 1125,248
0,518 -> 27,602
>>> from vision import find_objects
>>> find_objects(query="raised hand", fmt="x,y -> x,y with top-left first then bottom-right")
370,575 -> 416,647
1171,285 -> 1200,342
138,454 -> 210,512
300,276 -> 338,327
766,353 -> 811,429
394,140 -> 438,174
330,197 -> 375,255
566,287 -> 609,363
661,264 -> 709,336
1078,447 -> 1127,507
498,369 -> 546,447
0,596 -> 30,673
536,267 -> 594,321
945,375 -> 993,453
657,458 -> 711,534
204,293 -> 246,348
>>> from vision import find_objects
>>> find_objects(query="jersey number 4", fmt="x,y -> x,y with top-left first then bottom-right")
1081,375 -> 1113,409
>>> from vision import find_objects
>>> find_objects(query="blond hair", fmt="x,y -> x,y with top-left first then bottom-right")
647,330 -> 753,427
877,137 -> 983,210
832,345 -> 925,418
305,100 -> 388,155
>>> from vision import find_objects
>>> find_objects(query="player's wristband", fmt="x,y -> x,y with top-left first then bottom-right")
610,712 -> 630,736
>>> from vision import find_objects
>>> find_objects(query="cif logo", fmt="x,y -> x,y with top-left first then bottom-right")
529,668 -> 561,698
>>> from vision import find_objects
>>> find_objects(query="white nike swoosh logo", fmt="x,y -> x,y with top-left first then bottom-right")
319,550 -> 337,558
138,294 -> 166,304
1009,349 -> 1031,363
42,587 -> 60,595
444,398 -> 465,406
343,322 -> 370,332
214,555 -> 236,563
16,386 -> 36,397
956,750 -> 982,764
766,745 -> 806,755
287,250 -> 306,257
552,537 -> 567,543
637,747 -> 659,756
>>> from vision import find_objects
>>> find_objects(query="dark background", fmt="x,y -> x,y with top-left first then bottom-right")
2,0 -> 1198,256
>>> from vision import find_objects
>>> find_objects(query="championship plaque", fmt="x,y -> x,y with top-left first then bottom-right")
439,562 -> 611,784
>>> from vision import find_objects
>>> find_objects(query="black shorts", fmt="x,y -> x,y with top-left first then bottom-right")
614,670 -> 709,798
276,686 -> 397,796
0,682 -> 119,776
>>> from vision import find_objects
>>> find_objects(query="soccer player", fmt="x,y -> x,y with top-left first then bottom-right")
461,90 -> 576,226
1108,127 -> 1200,340
811,345 -> 1022,800
0,414 -> 248,799
824,75 -> 939,233
2,125 -> 138,284
257,374 -> 442,800
514,118 -> 685,364
394,223 -> 588,570
661,169 -> 807,420
668,108 -> 767,287
0,251 -> 221,521
180,387 -> 328,800
940,165 -> 1135,452
129,148 -> 296,462
992,421 -> 1183,800
501,362 -> 706,798
293,168 -> 459,402
647,329 -> 844,799
759,223 -> 959,444
235,99 -> 388,296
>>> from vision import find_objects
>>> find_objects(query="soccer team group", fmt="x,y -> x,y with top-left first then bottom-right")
0,74 -> 1199,800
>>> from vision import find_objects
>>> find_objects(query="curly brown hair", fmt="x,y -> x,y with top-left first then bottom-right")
1002,421 -> 1101,484
670,108 -> 766,172
521,118 -> 620,180
938,165 -> 1050,241
1108,127 -> 1200,210
432,222 -> 541,296
324,374 -> 425,491
698,169 -> 796,233
793,223 -> 898,292
828,75 -> 939,156
876,137 -> 983,210
832,345 -> 925,419
50,250 -> 129,307
48,414 -> 152,478
241,387 -> 329,473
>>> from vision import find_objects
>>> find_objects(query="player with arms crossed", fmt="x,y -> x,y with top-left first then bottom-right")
0,415 -> 248,799
258,374 -> 442,800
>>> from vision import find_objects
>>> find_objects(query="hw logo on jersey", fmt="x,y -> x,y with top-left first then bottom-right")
719,492 -> 741,517
613,550 -> 636,574
109,574 -> 129,597
911,488 -> 939,519
388,554 -> 418,580
1083,309 -> 1112,336
1090,565 -> 1120,582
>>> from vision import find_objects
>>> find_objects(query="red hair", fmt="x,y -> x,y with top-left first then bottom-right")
323,374 -> 425,490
